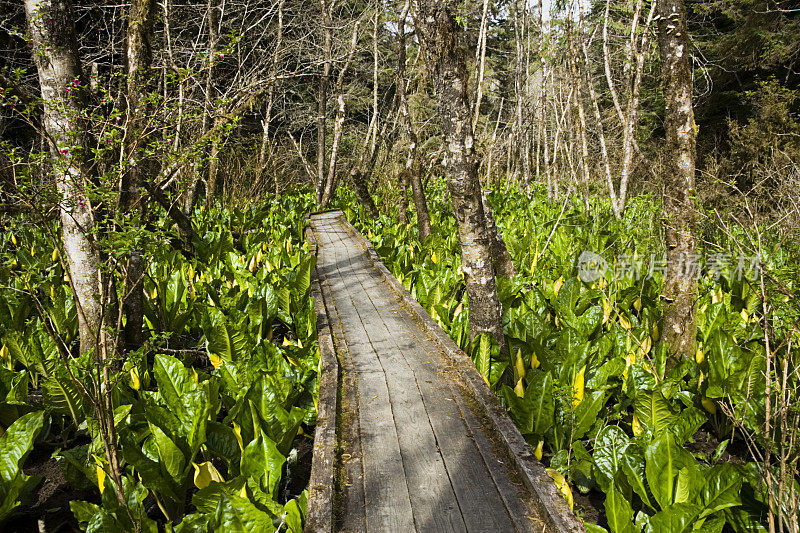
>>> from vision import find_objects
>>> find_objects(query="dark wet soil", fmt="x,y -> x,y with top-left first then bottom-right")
12,446 -> 95,533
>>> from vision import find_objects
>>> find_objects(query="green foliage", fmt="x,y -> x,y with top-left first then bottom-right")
0,194 -> 318,529
350,183 -> 793,531
0,412 -> 45,523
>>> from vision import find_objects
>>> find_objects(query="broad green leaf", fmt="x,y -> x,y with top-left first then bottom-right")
212,491 -> 275,532
153,353 -> 193,414
121,438 -> 180,502
0,411 -> 45,482
635,390 -> 678,436
500,371 -> 554,436
240,431 -> 285,496
593,425 -> 630,491
670,406 -> 707,444
70,500 -> 102,526
646,503 -> 702,533
203,309 -> 249,364
206,421 -> 242,472
604,486 -> 633,533
645,432 -> 699,509
621,445 -> 655,510
470,333 -> 496,383
700,464 -> 742,517
675,467 -> 692,503
149,423 -> 186,481
284,495 -> 304,533
572,391 -> 606,440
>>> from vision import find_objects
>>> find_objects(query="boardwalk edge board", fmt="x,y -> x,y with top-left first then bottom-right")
305,224 -> 338,533
334,213 -> 586,533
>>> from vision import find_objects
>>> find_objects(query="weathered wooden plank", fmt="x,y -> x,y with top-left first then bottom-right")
326,231 -> 416,532
315,219 -> 367,533
359,282 -> 545,531
336,214 -> 586,533
353,285 -> 521,532
305,226 -> 338,533
307,211 -> 585,533
337,261 -> 466,532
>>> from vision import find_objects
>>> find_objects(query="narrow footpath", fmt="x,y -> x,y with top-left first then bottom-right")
305,211 -> 584,533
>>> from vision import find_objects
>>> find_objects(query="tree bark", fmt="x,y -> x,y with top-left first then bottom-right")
481,190 -> 515,278
182,0 -> 220,213
656,0 -> 698,365
316,0 -> 332,204
566,8 -> 591,216
25,0 -> 126,509
397,169 -> 409,224
398,0 -> 431,242
414,2 -> 509,378
26,0 -> 102,359
582,37 -> 618,216
121,0 -> 156,352
260,0 -> 285,197
321,17 -> 361,207
204,0 -> 221,205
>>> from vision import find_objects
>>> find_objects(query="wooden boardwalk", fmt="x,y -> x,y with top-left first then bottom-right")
305,211 -> 584,533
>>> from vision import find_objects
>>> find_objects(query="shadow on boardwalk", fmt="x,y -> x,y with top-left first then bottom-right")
305,211 -> 585,533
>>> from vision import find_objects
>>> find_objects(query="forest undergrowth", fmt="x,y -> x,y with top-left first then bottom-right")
344,181 -> 800,533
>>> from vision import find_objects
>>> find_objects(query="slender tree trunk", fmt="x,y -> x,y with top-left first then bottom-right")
321,17 -> 361,207
121,0 -> 156,352
370,1 -> 379,153
183,0 -> 220,212
481,190 -> 515,278
582,37 -> 619,216
518,2 -> 532,192
25,0 -> 126,509
207,120 -> 221,203
538,0 -> 552,201
316,0 -> 332,204
260,0 -> 285,197
472,0 -> 489,132
486,97 -> 503,188
512,0 -> 525,187
414,2 -> 510,380
397,170 -> 409,223
619,0 -> 656,211
350,89 -> 401,219
657,0 -> 698,365
398,0 -> 431,241
566,8 -> 591,216
26,0 -> 101,359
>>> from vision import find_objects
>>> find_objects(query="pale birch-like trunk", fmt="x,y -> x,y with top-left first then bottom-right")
260,0 -> 285,197
26,0 -> 102,359
25,0 -> 126,508
183,0 -> 220,212
582,38 -> 618,215
316,0 -> 332,204
566,9 -> 591,216
472,0 -> 489,133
